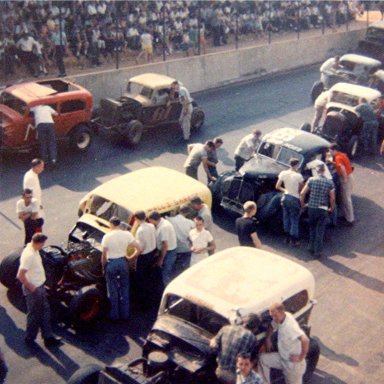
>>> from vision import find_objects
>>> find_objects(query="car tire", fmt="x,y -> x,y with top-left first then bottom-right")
347,135 -> 359,159
191,107 -> 205,131
68,285 -> 104,326
120,120 -> 144,146
310,81 -> 324,103
67,364 -> 102,384
303,338 -> 321,382
300,122 -> 312,132
0,249 -> 22,289
69,125 -> 93,152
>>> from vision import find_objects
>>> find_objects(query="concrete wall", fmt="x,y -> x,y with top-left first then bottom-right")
73,28 -> 366,105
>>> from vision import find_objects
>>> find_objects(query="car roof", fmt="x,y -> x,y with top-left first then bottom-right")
88,166 -> 211,214
164,247 -> 315,321
329,82 -> 381,100
262,127 -> 330,153
340,53 -> 381,67
129,73 -> 177,89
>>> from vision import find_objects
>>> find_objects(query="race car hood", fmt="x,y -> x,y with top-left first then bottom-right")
240,155 -> 288,179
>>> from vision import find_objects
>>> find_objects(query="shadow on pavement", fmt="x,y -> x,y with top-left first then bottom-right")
311,368 -> 347,384
314,337 -> 358,367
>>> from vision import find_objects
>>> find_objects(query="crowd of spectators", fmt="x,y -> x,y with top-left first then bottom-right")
0,1 -> 365,79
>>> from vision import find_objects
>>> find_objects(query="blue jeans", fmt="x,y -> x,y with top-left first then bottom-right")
174,251 -> 192,277
361,120 -> 378,153
136,250 -> 156,307
282,194 -> 301,240
162,249 -> 177,286
308,208 -> 328,255
37,123 -> 57,162
105,257 -> 130,320
23,285 -> 53,341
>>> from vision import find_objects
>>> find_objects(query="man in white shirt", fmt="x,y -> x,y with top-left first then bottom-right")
131,211 -> 157,308
189,216 -> 215,265
148,211 -> 177,286
17,233 -> 62,348
101,217 -> 141,320
190,196 -> 213,232
184,141 -> 216,182
16,188 -> 43,245
23,159 -> 45,219
320,55 -> 340,89
234,130 -> 262,171
31,105 -> 58,166
312,90 -> 331,132
136,30 -> 153,63
168,205 -> 195,275
259,303 -> 309,384
275,158 -> 304,246
16,32 -> 39,76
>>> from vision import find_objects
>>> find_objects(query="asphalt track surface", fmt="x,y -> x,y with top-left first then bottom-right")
0,66 -> 383,384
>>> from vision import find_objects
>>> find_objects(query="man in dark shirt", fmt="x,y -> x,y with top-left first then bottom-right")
235,201 -> 262,248
355,98 -> 379,154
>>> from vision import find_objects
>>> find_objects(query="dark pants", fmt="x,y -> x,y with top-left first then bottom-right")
136,250 -> 156,307
0,360 -> 7,384
174,251 -> 192,277
361,120 -> 378,154
105,257 -> 129,320
54,45 -> 66,76
234,155 -> 246,171
23,285 -> 53,342
19,50 -> 37,76
208,166 -> 219,184
37,123 -> 57,163
308,207 -> 328,255
185,166 -> 198,180
161,249 -> 177,286
24,217 -> 44,245
282,194 -> 301,240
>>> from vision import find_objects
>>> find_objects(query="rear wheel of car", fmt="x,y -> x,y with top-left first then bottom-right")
347,135 -> 359,159
69,125 -> 93,152
67,364 -> 102,384
68,286 -> 104,326
119,120 -> 144,146
0,249 -> 21,289
310,81 -> 324,103
303,338 -> 321,382
191,107 -> 205,131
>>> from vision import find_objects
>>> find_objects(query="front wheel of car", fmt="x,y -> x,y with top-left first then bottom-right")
310,81 -> 324,103
67,364 -> 102,384
347,135 -> 359,159
191,107 -> 205,131
119,120 -> 144,146
0,249 -> 22,290
69,125 -> 93,152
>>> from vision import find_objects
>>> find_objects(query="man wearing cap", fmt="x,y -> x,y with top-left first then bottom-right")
235,201 -> 262,249
300,163 -> 335,258
17,233 -> 62,348
101,217 -> 141,320
234,130 -> 262,171
184,140 -> 217,182
210,314 -> 260,384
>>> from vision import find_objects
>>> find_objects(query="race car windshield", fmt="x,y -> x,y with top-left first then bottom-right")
89,195 -> 132,223
127,82 -> 153,99
330,91 -> 359,107
258,142 -> 303,167
0,92 -> 27,115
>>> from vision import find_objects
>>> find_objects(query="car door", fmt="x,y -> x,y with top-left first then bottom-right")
55,99 -> 87,137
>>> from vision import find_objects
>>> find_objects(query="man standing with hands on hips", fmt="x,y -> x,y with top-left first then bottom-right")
259,303 -> 309,384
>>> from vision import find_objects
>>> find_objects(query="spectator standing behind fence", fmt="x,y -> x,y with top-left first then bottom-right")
16,189 -> 44,245
50,23 -> 67,77
236,201 -> 262,249
234,130 -> 262,171
189,216 -> 215,265
136,29 -> 153,64
31,104 -> 58,167
16,32 -> 39,77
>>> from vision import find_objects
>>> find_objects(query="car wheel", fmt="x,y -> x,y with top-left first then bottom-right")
191,107 -> 205,131
0,249 -> 22,289
310,81 -> 324,103
68,285 -> 104,326
120,120 -> 144,146
303,338 -> 321,382
300,122 -> 312,132
69,125 -> 93,152
347,135 -> 359,159
67,364 -> 102,384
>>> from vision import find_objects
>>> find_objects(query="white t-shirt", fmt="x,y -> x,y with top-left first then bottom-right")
184,143 -> 207,168
102,229 -> 135,259
189,228 -> 213,264
156,218 -> 177,251
31,105 -> 56,126
277,169 -> 304,199
314,90 -> 331,109
136,222 -> 156,255
179,86 -> 192,103
168,214 -> 195,253
273,312 -> 305,362
141,32 -> 153,47
234,133 -> 260,160
16,197 -> 40,217
23,169 -> 44,217
18,243 -> 46,287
